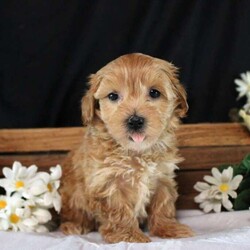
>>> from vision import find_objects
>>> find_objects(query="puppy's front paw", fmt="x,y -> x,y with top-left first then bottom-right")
60,222 -> 82,235
150,222 -> 195,238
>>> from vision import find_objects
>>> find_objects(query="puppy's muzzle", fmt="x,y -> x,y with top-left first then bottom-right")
127,115 -> 145,132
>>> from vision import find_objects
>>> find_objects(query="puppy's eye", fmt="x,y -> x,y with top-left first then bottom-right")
108,92 -> 119,101
149,89 -> 161,99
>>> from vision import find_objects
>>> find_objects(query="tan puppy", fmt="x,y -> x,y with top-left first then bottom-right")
60,53 -> 194,243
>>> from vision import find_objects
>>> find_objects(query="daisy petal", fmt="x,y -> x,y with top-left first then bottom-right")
36,225 -> 49,233
222,198 -> 233,210
2,168 -> 13,179
230,175 -> 243,189
53,192 -> 62,213
26,165 -> 38,178
50,165 -> 62,180
194,182 -> 210,191
211,168 -> 222,181
203,203 -> 213,213
221,167 -> 233,183
204,175 -> 219,185
32,208 -> 52,223
23,218 -> 38,227
228,190 -> 237,199
213,203 -> 222,213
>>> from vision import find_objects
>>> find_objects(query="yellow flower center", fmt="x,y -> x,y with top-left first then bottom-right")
15,180 -> 24,189
47,183 -> 53,192
9,213 -> 20,224
219,183 -> 229,192
0,200 -> 7,209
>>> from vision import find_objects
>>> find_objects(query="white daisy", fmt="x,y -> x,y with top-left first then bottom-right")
194,167 -> 243,213
0,193 -> 23,230
0,194 -> 51,232
0,162 -> 62,232
0,161 -> 38,196
22,207 -> 51,232
31,165 -> 62,213
235,71 -> 250,100
0,193 -> 34,232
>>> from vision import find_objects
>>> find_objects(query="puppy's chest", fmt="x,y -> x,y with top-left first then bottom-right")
111,156 -> 161,217
131,157 -> 160,217
105,156 -> 160,191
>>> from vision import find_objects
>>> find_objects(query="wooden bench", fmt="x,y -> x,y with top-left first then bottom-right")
0,123 -> 249,209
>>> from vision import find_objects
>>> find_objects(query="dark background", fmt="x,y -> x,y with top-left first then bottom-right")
1,0 -> 250,128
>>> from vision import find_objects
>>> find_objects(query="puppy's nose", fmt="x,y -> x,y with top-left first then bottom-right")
127,115 -> 145,131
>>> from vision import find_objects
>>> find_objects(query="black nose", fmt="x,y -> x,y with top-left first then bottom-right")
127,115 -> 145,131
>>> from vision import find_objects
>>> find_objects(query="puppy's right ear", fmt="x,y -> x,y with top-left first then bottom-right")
81,74 -> 101,125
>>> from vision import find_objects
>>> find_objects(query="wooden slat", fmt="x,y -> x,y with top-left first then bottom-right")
177,194 -> 199,210
176,170 -> 209,209
179,145 -> 250,170
0,127 -> 83,152
0,123 -> 249,152
177,170 -> 210,195
177,123 -> 250,147
0,145 -> 248,173
0,153 -> 67,169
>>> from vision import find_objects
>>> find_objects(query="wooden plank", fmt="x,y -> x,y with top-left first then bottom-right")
177,194 -> 199,210
0,127 -> 83,152
178,123 -> 250,147
176,170 -> 210,195
179,145 -> 250,170
0,153 -> 67,169
0,145 -> 247,173
176,170 -> 210,209
0,123 -> 249,153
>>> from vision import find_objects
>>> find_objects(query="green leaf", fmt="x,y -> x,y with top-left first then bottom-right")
233,188 -> 250,210
238,176 -> 250,192
237,154 -> 250,176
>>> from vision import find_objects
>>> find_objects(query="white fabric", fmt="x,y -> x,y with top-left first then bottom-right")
0,210 -> 250,250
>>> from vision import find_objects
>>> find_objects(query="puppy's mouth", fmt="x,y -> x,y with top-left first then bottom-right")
129,133 -> 146,143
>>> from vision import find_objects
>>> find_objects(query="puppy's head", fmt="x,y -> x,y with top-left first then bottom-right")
82,53 -> 188,151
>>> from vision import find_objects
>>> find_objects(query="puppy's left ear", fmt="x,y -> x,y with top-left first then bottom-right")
81,73 -> 101,125
162,62 -> 189,118
171,75 -> 188,118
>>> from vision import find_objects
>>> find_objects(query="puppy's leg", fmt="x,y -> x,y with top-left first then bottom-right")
59,154 -> 95,235
60,186 -> 95,235
99,209 -> 150,243
148,178 -> 194,238
89,177 -> 151,243
97,201 -> 150,243
60,205 -> 95,235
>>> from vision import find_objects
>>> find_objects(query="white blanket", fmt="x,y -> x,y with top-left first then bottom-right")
0,210 -> 250,250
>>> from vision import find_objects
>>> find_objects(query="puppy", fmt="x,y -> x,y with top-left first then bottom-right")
59,53 -> 194,243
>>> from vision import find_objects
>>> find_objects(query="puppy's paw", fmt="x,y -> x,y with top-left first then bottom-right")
102,229 -> 151,243
150,222 -> 195,238
60,222 -> 82,235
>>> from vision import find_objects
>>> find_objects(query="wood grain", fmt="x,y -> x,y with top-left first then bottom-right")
0,153 -> 67,169
0,144 -> 249,172
0,127 -> 83,152
0,123 -> 250,152
177,123 -> 250,147
176,170 -> 210,209
179,145 -> 250,170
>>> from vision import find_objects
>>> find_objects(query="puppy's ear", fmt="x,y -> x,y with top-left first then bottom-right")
171,76 -> 189,118
81,74 -> 101,125
162,62 -> 189,118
